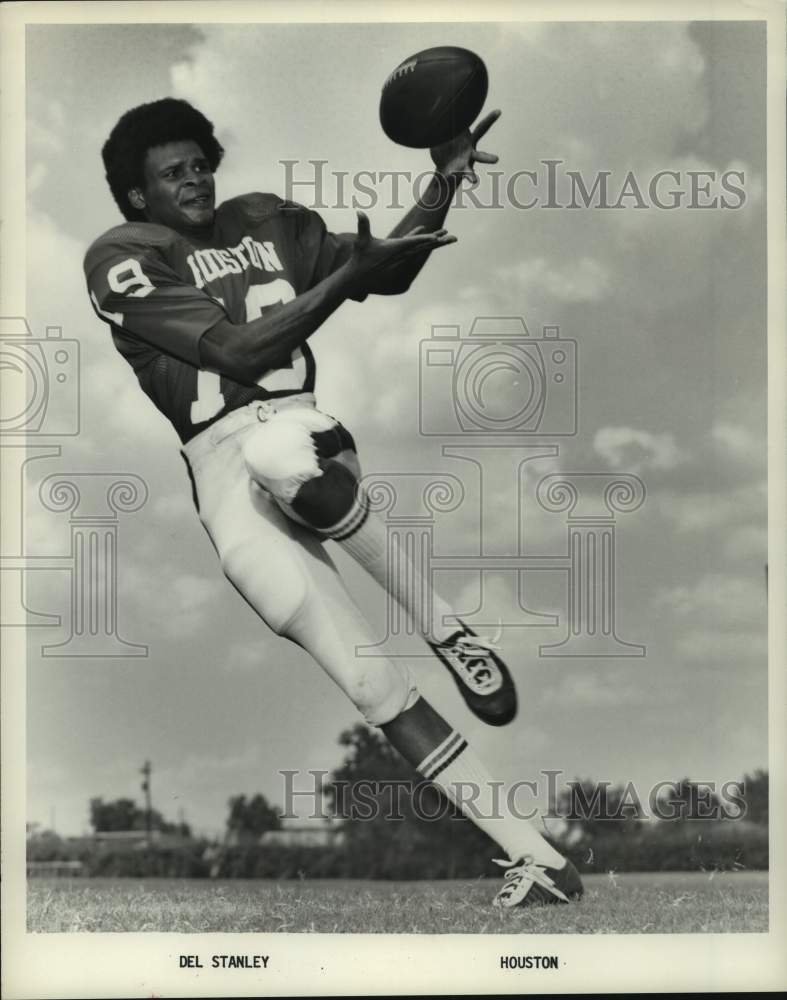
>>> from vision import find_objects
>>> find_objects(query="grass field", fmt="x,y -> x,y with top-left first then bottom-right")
27,871 -> 767,934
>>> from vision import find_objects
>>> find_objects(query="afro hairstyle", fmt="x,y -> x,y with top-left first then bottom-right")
102,98 -> 225,221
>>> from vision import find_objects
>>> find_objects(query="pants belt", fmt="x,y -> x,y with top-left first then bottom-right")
182,393 -> 316,464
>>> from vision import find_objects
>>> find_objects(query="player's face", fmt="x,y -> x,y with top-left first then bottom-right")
135,140 -> 216,235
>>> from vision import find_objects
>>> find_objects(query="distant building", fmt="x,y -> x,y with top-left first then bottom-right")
65,830 -> 191,852
27,859 -> 85,878
222,819 -> 346,849
260,824 -> 346,848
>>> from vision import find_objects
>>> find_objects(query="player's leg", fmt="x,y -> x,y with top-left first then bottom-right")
241,406 -> 517,726
380,696 -> 584,908
185,427 -> 420,728
213,484 -> 576,905
186,423 -> 579,907
240,407 -> 455,638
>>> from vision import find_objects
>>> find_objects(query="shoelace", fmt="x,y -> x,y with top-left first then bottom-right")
448,634 -> 502,689
492,856 -> 570,904
454,633 -> 501,654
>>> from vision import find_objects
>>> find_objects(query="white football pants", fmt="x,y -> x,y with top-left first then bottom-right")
181,396 -> 418,726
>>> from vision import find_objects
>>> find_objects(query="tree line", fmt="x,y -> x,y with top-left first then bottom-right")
28,725 -> 768,877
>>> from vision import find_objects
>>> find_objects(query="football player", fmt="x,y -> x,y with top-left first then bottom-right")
85,98 -> 582,908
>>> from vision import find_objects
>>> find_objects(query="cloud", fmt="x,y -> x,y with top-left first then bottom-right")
541,669 -> 641,708
27,102 -> 65,155
454,573 -> 526,636
654,572 -> 766,629
27,163 -> 48,196
675,628 -> 767,664
594,426 -> 685,474
657,481 -> 766,533
502,256 -> 611,304
493,22 -> 550,47
119,565 -> 226,639
722,524 -> 768,561
151,491 -> 197,521
222,639 -> 278,674
658,28 -> 706,78
712,422 -> 764,467
490,23 -> 710,167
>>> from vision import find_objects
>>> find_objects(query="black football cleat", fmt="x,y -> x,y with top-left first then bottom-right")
492,855 -> 584,908
428,620 -> 517,726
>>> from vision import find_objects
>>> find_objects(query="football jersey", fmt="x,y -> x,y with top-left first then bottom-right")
84,193 -> 355,443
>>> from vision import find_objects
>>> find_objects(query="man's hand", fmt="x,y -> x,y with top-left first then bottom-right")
430,109 -> 501,186
349,210 -> 456,286
356,110 -> 500,298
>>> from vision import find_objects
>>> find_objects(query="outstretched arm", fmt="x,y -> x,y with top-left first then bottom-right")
372,109 -> 501,294
199,212 -> 455,384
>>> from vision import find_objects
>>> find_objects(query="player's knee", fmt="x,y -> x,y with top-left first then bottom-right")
218,542 -> 308,635
352,661 -> 419,727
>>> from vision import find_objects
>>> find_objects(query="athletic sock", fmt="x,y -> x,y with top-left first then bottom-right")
320,492 -> 455,644
382,697 -> 566,870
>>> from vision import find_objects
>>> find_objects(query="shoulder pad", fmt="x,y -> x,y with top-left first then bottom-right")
83,221 -> 181,271
219,192 -> 289,224
275,199 -> 310,215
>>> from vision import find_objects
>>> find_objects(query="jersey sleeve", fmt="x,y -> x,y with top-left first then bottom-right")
84,227 -> 227,367
281,204 -> 368,301
308,221 -> 355,287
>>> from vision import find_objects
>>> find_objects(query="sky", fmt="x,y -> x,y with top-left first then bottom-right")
20,19 -> 768,838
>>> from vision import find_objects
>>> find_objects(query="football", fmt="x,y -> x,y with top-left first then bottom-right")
379,46 -> 488,149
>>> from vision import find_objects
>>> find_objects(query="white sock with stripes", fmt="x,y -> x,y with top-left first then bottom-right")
418,731 -> 566,869
320,491 -> 456,644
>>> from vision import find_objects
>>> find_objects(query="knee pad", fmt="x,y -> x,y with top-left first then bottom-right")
353,660 -> 420,728
290,459 -> 357,528
242,408 -> 331,503
242,408 -> 361,529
